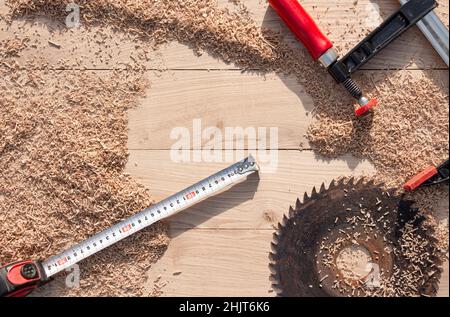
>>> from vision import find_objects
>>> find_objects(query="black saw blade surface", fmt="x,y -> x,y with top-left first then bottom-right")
269,178 -> 442,297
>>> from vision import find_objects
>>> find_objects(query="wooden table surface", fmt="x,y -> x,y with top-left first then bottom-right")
0,0 -> 448,297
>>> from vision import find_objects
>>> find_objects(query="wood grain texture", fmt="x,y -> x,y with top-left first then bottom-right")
126,150 -> 375,229
1,0 -> 448,70
439,261 -> 449,297
129,150 -> 447,297
127,69 -> 448,150
145,229 -> 275,297
145,229 -> 449,297
127,70 -> 313,150
0,0 -> 448,297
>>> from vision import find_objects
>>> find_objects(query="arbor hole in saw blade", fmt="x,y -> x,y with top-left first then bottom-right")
335,245 -> 372,281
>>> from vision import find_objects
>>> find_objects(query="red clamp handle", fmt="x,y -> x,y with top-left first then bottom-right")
404,166 -> 438,191
269,0 -> 333,60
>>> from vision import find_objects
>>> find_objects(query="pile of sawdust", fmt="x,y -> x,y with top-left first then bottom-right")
0,46 -> 170,295
308,70 -> 449,185
319,197 -> 442,297
335,245 -> 372,281
0,35 -> 29,57
273,178 -> 442,297
7,0 -> 447,185
2,0 -> 448,296
5,0 -> 283,69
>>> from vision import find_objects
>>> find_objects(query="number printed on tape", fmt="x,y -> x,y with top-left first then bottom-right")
186,192 -> 196,200
121,224 -> 132,233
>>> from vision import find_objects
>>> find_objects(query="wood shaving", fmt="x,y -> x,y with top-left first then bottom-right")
0,61 -> 170,296
319,194 -> 442,297
2,0 -> 448,296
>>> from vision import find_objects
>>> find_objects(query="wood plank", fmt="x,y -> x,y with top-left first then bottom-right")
0,0 -> 447,70
127,70 -> 313,150
145,229 -> 274,297
439,260 -> 449,297
436,195 -> 449,297
126,150 -> 374,229
144,229 -> 449,297
1,0 -> 447,298
127,69 -> 448,150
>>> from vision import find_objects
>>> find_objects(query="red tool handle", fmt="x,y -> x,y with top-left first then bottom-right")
269,0 -> 333,60
404,165 -> 438,191
0,260 -> 48,297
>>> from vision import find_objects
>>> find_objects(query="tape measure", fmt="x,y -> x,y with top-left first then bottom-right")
0,156 -> 259,297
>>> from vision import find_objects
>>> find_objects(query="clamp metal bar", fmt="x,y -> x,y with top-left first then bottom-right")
400,0 -> 449,67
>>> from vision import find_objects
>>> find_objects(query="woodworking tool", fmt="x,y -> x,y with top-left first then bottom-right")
270,178 -> 441,297
399,0 -> 449,67
0,156 -> 259,297
404,159 -> 449,191
269,0 -> 444,116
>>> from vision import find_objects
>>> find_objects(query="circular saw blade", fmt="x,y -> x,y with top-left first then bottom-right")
269,178 -> 442,297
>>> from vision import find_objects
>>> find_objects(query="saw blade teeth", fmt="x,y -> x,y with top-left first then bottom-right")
355,177 -> 364,186
269,246 -> 277,259
268,261 -> 277,274
269,176 -> 439,297
269,275 -> 282,289
311,186 -> 318,198
271,283 -> 283,295
270,275 -> 283,295
295,198 -> 302,210
272,232 -> 279,245
269,268 -> 281,285
289,205 -> 296,218
270,280 -> 282,295
348,177 -> 355,186
328,179 -> 336,189
303,191 -> 309,203
282,214 -> 289,226
319,183 -> 326,193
